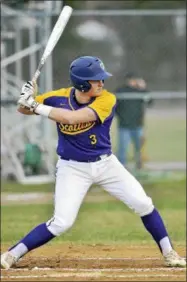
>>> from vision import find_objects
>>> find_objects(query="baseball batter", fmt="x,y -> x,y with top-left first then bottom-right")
1,56 -> 185,269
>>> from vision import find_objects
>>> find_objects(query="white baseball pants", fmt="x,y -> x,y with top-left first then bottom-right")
47,154 -> 154,236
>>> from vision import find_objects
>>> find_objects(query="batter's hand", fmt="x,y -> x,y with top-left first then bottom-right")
18,81 -> 39,112
18,80 -> 38,109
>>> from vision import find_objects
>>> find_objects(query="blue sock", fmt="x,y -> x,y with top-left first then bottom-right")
9,223 -> 55,252
141,208 -> 173,253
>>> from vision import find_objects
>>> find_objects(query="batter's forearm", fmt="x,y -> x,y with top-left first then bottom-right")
17,104 -> 69,120
49,107 -> 96,124
48,107 -> 73,124
34,104 -> 96,124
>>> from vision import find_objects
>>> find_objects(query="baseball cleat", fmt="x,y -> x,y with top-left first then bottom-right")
1,251 -> 18,270
164,249 -> 186,267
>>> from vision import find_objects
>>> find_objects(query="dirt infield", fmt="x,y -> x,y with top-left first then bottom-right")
1,244 -> 186,281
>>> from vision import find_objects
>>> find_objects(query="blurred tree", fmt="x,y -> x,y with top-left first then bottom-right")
3,0 -> 186,9
1,0 -> 30,8
134,0 -> 186,9
61,0 -> 84,9
63,0 -> 186,9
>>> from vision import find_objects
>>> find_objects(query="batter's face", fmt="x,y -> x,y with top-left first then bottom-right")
87,80 -> 104,97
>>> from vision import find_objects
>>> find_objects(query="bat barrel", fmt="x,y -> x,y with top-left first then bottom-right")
32,5 -> 73,84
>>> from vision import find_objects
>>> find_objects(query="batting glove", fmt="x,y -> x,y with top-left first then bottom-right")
21,80 -> 38,96
18,81 -> 39,112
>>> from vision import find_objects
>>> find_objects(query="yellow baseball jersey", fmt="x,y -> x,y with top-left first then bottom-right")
35,87 -> 116,161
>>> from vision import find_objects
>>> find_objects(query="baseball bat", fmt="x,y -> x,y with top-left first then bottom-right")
32,5 -> 73,83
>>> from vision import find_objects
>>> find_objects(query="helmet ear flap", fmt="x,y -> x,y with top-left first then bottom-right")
80,81 -> 92,92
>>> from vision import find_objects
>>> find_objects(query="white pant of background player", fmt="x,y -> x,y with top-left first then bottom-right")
47,154 -> 153,235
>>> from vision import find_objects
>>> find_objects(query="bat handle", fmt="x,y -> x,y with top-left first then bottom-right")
32,69 -> 41,83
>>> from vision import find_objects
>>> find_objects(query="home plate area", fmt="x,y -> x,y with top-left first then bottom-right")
1,245 -> 186,281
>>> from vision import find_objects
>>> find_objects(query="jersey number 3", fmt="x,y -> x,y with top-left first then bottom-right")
90,134 -> 97,145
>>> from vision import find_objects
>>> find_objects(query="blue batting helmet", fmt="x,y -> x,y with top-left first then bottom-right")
69,56 -> 112,92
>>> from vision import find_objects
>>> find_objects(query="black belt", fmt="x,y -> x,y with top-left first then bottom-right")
60,153 -> 111,163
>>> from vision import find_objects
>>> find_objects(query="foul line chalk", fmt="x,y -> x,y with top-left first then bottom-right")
1,273 -> 185,279
2,267 -> 186,272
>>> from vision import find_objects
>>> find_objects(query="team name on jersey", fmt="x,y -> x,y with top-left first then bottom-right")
58,121 -> 96,135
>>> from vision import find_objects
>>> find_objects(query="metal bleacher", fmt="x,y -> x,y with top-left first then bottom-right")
1,2 -> 62,184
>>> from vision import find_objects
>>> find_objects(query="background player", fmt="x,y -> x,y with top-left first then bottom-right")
115,72 -> 152,170
1,56 -> 185,269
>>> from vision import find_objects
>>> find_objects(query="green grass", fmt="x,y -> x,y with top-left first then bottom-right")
111,115 -> 186,162
146,116 -> 186,162
1,180 -> 55,193
1,179 -> 186,245
1,175 -> 186,193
